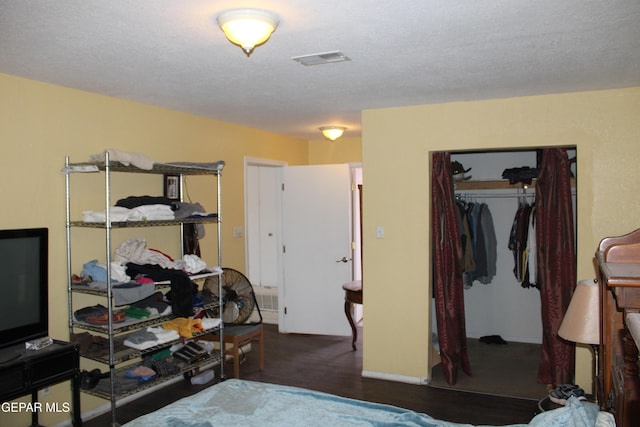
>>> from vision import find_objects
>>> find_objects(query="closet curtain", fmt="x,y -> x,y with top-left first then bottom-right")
535,147 -> 576,385
431,152 -> 471,385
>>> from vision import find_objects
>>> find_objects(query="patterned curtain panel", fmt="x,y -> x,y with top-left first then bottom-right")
535,147 -> 576,385
431,151 -> 471,385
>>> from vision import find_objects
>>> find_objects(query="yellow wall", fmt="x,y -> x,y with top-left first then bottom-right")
361,87 -> 640,389
0,72 -> 309,426
308,136 -> 362,164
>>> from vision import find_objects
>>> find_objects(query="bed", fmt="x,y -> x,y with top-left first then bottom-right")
123,379 -> 614,427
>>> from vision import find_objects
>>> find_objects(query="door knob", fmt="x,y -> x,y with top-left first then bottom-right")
336,256 -> 352,263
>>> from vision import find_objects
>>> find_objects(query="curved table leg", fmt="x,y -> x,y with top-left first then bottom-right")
344,300 -> 357,351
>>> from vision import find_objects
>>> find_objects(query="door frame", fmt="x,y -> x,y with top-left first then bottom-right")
244,157 -> 363,331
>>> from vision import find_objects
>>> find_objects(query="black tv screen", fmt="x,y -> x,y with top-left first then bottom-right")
0,228 -> 48,349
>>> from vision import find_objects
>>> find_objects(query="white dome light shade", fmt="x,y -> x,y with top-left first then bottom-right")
217,9 -> 279,56
319,126 -> 347,141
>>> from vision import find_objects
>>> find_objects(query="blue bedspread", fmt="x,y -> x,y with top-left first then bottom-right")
122,379 -> 613,427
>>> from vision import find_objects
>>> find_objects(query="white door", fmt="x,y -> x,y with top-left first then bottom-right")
280,164 -> 352,336
246,165 -> 280,287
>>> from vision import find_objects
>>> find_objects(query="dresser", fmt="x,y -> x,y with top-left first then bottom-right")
595,228 -> 640,427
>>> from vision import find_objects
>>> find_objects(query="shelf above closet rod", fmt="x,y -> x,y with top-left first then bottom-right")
454,178 -> 576,191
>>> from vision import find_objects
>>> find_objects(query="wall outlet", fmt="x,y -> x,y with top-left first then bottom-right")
232,226 -> 243,238
376,226 -> 384,239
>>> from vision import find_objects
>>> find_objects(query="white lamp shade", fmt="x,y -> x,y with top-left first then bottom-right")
319,126 -> 346,141
558,279 -> 600,345
217,9 -> 279,55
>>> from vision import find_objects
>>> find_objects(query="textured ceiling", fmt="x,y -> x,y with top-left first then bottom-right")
1,1 -> 639,140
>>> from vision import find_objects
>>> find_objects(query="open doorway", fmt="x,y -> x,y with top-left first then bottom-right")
244,158 -> 363,330
429,148 -> 577,399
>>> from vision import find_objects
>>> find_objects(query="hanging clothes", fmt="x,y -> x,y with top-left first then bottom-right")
508,195 -> 537,289
455,198 -> 497,288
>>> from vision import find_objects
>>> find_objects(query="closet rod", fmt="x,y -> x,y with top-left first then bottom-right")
455,192 -> 531,199
455,191 -> 576,199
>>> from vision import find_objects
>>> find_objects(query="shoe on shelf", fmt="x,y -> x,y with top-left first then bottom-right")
549,384 -> 586,405
85,310 -> 126,325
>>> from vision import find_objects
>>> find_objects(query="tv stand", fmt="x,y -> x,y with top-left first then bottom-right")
0,340 -> 81,426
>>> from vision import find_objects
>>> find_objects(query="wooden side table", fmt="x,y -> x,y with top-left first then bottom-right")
342,280 -> 362,351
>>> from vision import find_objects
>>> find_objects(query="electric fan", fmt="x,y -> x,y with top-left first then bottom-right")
204,268 -> 262,325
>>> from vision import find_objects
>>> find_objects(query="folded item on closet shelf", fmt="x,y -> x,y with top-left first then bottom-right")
85,310 -> 126,325
116,195 -> 174,209
82,206 -> 132,223
122,306 -> 151,319
89,149 -> 154,170
129,204 -> 174,221
501,166 -> 539,185
201,318 -> 222,330
74,304 -> 108,322
148,348 -> 172,361
115,238 -> 177,270
147,326 -> 182,343
113,281 -> 156,306
123,327 -> 180,350
172,202 -> 205,219
125,365 -> 157,384
130,291 -> 170,314
175,254 -> 207,274
125,329 -> 157,345
81,259 -> 131,283
131,291 -> 171,316
82,204 -> 174,223
162,318 -> 205,339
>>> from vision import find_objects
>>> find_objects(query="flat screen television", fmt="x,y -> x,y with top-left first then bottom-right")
0,227 -> 48,349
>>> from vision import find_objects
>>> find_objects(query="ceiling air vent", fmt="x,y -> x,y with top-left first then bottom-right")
291,50 -> 351,66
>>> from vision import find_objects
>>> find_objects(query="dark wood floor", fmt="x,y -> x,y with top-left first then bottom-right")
84,324 -> 541,426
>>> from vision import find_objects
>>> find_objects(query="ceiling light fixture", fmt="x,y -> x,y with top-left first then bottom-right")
217,8 -> 279,56
319,126 -> 347,141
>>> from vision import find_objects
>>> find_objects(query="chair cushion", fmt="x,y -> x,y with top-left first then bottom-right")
223,324 -> 262,337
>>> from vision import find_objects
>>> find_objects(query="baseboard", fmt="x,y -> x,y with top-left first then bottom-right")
361,370 -> 429,385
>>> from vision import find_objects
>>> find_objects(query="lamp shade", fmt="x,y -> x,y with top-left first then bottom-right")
319,126 -> 346,141
558,279 -> 600,345
217,9 -> 279,55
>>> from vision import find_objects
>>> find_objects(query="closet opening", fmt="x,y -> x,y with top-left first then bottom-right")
429,146 -> 577,399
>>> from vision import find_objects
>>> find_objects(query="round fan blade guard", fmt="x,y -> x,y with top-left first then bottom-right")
204,268 -> 261,325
